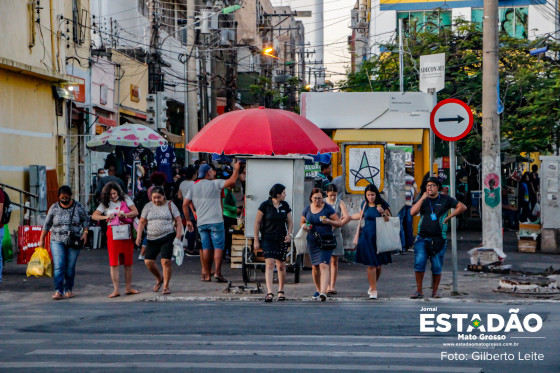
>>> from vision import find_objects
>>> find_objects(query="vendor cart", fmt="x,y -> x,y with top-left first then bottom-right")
232,156 -> 306,283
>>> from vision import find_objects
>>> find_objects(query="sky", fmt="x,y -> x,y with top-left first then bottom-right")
271,0 -> 357,84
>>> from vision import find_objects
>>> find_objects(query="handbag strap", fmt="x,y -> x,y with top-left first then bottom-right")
353,203 -> 367,242
67,201 -> 77,233
167,201 -> 174,220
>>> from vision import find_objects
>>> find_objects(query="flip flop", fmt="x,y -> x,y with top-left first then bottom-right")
327,290 -> 337,295
108,292 -> 120,298
214,276 -> 228,283
431,292 -> 442,299
52,292 -> 64,300
162,288 -> 171,295
64,291 -> 75,299
125,290 -> 141,295
410,292 -> 424,299
153,279 -> 164,292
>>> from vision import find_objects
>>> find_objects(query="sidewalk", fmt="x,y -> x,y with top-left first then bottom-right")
1,230 -> 559,303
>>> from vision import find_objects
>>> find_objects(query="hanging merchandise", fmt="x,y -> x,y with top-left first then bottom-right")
2,225 -> 13,262
156,144 -> 176,183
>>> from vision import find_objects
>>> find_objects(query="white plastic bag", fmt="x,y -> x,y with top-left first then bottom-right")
532,202 -> 540,217
173,238 -> 184,266
294,226 -> 308,256
376,217 -> 401,254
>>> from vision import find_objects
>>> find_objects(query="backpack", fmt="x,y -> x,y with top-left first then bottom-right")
1,189 -> 12,225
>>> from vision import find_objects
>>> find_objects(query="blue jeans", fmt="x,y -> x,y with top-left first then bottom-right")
50,241 -> 81,294
398,205 -> 414,250
0,227 -> 4,283
414,236 -> 447,275
198,222 -> 225,250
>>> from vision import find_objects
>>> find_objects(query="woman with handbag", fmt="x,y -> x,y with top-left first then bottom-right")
324,184 -> 351,296
300,188 -> 342,301
135,186 -> 182,295
254,184 -> 293,302
39,186 -> 89,300
92,182 -> 140,298
349,184 -> 392,300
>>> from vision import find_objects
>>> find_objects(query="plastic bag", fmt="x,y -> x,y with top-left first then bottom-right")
294,226 -> 308,256
532,202 -> 540,217
376,217 -> 401,254
26,247 -> 52,277
173,238 -> 184,266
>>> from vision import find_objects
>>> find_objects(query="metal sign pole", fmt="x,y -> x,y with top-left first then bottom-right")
449,141 -> 458,294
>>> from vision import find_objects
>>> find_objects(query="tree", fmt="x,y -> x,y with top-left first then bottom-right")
339,19 -> 560,156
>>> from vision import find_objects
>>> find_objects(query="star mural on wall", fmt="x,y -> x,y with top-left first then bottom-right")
350,153 -> 379,187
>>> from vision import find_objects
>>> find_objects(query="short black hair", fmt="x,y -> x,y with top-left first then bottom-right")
58,185 -> 72,196
269,184 -> 286,199
532,164 -> 538,172
320,163 -> 332,171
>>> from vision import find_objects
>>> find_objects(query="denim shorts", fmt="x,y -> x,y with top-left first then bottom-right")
413,236 -> 447,275
198,222 -> 225,250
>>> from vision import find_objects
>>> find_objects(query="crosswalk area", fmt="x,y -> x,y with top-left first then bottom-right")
0,333 -> 485,372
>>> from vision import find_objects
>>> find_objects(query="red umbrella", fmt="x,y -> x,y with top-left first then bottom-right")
186,107 -> 339,155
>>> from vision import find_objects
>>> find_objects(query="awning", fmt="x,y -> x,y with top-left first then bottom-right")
121,114 -> 148,126
333,129 -> 425,144
97,115 -> 116,127
160,129 -> 184,144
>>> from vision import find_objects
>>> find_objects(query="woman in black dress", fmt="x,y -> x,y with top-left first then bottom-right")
254,184 -> 293,302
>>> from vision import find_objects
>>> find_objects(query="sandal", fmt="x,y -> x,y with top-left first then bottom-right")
431,292 -> 442,298
64,291 -> 75,299
277,291 -> 286,301
52,291 -> 64,300
264,293 -> 274,302
410,292 -> 424,299
214,276 -> 228,283
153,279 -> 164,292
162,288 -> 171,295
327,290 -> 337,296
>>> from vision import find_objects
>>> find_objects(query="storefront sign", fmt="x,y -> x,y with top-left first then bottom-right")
305,162 -> 321,178
68,76 -> 86,103
345,145 -> 385,194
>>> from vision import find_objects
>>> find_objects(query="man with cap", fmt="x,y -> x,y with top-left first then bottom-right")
184,161 -> 241,282
410,176 -> 466,299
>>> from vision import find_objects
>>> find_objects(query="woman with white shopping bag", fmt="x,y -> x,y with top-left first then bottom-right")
92,182 -> 140,298
135,186 -> 182,295
349,184 -> 392,299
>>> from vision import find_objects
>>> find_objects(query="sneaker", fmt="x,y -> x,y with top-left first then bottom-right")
138,254 -> 145,260
312,291 -> 320,300
319,293 -> 327,301
368,291 -> 378,300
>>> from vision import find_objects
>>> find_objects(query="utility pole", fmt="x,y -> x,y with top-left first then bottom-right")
398,18 -> 404,92
148,0 -> 162,94
185,0 -> 197,164
482,0 -> 503,249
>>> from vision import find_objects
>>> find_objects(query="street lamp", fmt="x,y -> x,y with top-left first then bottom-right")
263,47 -> 278,59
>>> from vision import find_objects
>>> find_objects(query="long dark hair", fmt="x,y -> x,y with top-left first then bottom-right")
269,183 -> 286,200
101,182 -> 125,208
364,184 -> 387,207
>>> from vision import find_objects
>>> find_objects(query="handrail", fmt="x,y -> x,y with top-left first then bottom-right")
0,182 -> 40,226
0,183 -> 38,199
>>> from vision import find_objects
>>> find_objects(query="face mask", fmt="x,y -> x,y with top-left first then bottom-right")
99,174 -> 107,178
60,198 -> 71,205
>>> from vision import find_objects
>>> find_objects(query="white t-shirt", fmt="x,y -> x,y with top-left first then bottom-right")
179,180 -> 194,199
96,196 -> 135,216
186,179 -> 226,226
141,201 -> 181,240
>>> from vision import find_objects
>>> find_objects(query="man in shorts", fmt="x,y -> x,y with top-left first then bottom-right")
184,162 -> 241,282
410,177 -> 466,299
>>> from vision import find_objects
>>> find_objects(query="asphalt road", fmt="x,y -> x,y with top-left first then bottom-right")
0,301 -> 558,372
